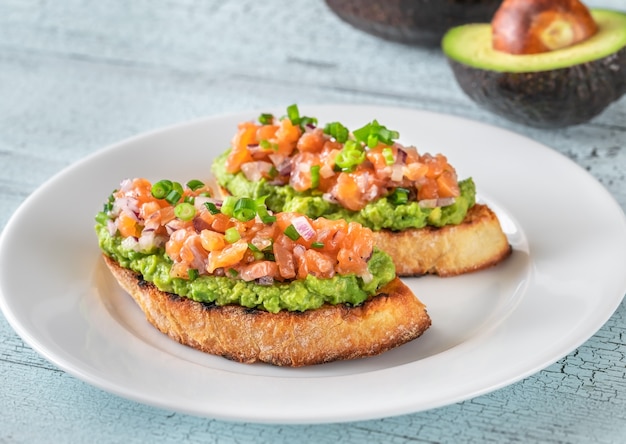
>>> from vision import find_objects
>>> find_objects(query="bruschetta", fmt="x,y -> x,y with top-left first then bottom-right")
212,105 -> 511,276
96,178 -> 431,366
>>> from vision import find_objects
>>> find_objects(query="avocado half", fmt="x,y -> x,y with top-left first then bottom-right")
442,9 -> 626,128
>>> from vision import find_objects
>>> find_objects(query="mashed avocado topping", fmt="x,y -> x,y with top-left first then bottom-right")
212,150 -> 476,231
96,224 -> 395,313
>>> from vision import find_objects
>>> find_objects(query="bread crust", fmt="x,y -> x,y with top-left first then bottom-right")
373,204 -> 512,277
103,255 -> 431,367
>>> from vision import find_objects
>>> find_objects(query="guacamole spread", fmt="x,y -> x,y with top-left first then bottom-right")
212,150 -> 476,231
96,224 -> 396,313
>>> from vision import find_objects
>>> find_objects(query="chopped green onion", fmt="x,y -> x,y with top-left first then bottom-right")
264,252 -> 276,261
221,196 -> 237,216
233,197 -> 257,222
353,120 -> 399,146
367,133 -> 379,148
382,147 -> 395,165
204,202 -> 221,214
186,179 -> 204,191
260,139 -> 278,151
389,187 -> 410,205
102,202 -> 113,213
310,165 -> 320,189
224,227 -> 241,243
247,244 -> 264,260
285,104 -> 317,130
323,121 -> 349,143
311,241 -> 324,249
172,181 -> 184,195
165,189 -> 182,205
95,212 -> 109,225
287,104 -> 300,123
151,180 -> 173,199
174,202 -> 196,221
255,196 -> 276,223
299,116 -> 318,128
284,224 -> 300,241
188,269 -> 199,280
184,195 -> 195,204
335,140 -> 366,171
258,113 -> 274,125
227,268 -> 239,278
377,126 -> 399,145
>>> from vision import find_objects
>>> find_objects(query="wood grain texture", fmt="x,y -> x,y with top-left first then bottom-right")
1,0 -> 624,442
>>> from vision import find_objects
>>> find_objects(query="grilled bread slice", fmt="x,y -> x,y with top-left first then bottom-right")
103,255 -> 431,367
372,204 -> 511,277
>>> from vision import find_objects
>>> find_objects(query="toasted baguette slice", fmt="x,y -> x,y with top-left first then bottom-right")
103,255 -> 431,367
373,204 -> 512,277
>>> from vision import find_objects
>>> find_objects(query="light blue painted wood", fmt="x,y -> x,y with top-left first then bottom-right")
1,1 -> 625,442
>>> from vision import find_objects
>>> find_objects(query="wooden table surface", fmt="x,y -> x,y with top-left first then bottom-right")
1,1 -> 625,442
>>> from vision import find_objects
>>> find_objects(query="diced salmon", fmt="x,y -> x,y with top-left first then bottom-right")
334,173 -> 366,211
226,123 -> 258,173
200,229 -> 226,251
275,118 -> 301,156
436,169 -> 460,198
238,261 -> 279,282
296,129 -> 326,153
206,240 -> 248,273
117,211 -> 141,238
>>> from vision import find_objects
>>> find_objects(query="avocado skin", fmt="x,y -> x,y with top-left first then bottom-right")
325,0 -> 501,47
448,47 -> 626,128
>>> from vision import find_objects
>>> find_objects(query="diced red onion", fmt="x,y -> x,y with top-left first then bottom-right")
138,231 -> 156,252
269,153 -> 286,167
319,164 -> 334,179
276,159 -> 292,176
322,192 -> 338,204
418,199 -> 438,209
107,220 -> 116,237
256,276 -> 274,286
241,161 -> 273,182
118,178 -> 134,193
418,197 -> 456,208
165,219 -> 188,235
193,195 -> 212,210
391,164 -> 404,182
360,270 -> 373,284
121,236 -> 139,252
395,148 -> 408,165
292,216 -> 316,241
437,197 -> 456,207
246,144 -> 263,157
112,197 -> 140,218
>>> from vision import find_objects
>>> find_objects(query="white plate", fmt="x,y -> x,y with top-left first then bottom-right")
1,105 -> 625,424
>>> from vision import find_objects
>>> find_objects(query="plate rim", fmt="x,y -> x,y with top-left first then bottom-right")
1,104 -> 625,424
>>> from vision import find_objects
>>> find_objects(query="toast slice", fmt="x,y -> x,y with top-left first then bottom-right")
372,203 -> 511,276
103,255 -> 431,367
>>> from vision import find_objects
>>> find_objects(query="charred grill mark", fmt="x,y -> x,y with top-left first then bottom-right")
136,275 -> 149,288
200,301 -> 220,310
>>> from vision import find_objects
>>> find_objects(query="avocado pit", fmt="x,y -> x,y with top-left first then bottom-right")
492,0 -> 598,54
